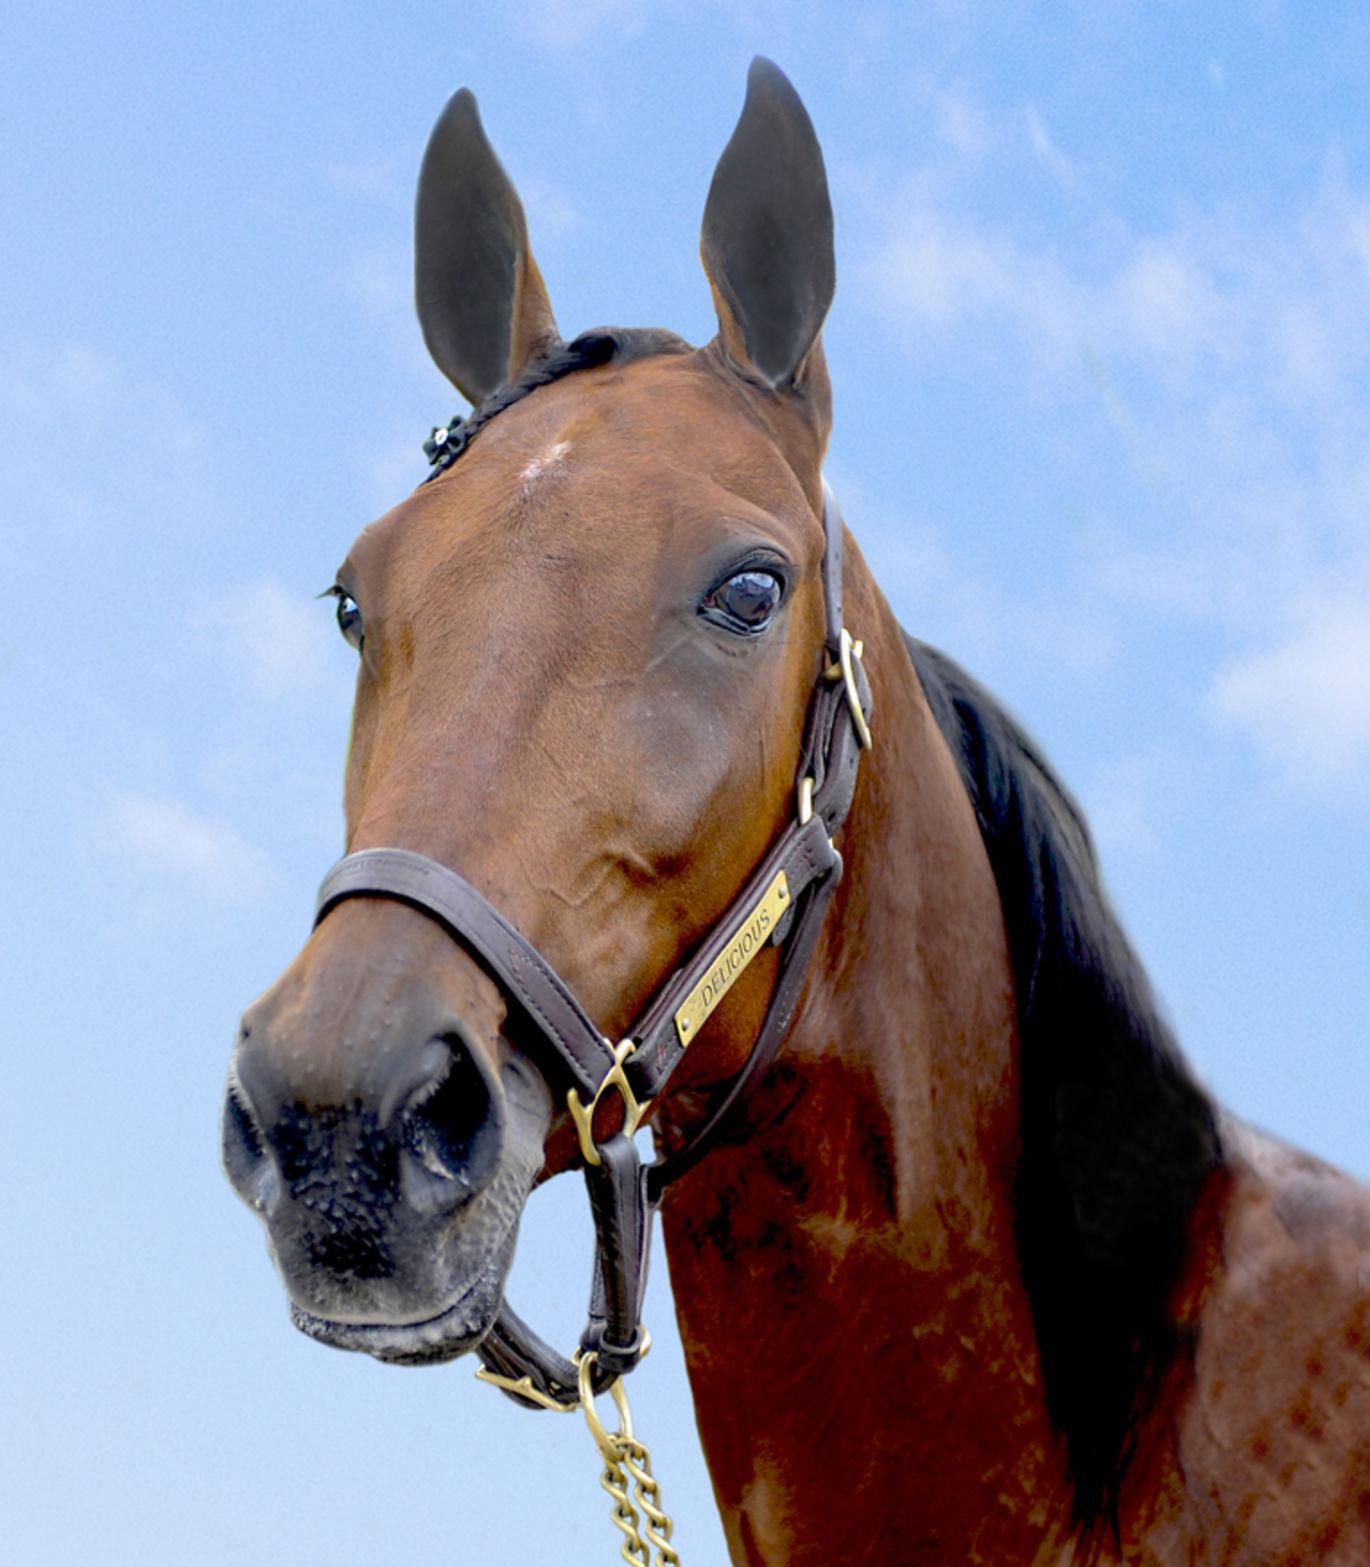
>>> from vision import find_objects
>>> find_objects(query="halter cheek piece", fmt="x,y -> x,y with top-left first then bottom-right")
314,434 -> 872,1410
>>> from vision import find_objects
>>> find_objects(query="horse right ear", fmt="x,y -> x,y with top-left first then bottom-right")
415,90 -> 559,406
701,58 -> 835,390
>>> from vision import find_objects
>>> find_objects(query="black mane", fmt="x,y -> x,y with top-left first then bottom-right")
907,636 -> 1224,1531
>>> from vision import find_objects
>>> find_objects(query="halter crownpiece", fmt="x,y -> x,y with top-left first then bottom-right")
312,411 -> 873,1413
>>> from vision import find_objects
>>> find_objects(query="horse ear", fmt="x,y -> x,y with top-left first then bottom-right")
415,89 -> 559,406
701,58 -> 835,390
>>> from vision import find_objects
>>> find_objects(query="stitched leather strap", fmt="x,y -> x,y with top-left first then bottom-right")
316,848 -> 615,1099
623,811 -> 839,1096
820,479 -> 845,649
645,864 -> 838,1199
581,1134 -> 654,1375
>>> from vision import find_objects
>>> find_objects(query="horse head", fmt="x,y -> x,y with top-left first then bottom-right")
223,60 -> 845,1368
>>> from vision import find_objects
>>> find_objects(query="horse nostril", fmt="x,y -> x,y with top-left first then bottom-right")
398,1035 -> 505,1213
227,1083 -> 263,1158
221,1079 -> 279,1214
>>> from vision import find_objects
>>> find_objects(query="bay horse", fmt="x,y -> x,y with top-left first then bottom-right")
223,59 -> 1370,1563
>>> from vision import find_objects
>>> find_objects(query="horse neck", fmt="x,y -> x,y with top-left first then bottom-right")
658,556 -> 1073,1561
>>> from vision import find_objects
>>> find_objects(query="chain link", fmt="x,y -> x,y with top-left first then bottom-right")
599,1453 -> 652,1565
618,1436 -> 679,1565
578,1352 -> 680,1567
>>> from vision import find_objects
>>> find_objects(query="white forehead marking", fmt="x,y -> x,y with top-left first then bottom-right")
519,439 -> 572,495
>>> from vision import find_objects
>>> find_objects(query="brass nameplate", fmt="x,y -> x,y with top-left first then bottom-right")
673,870 -> 789,1048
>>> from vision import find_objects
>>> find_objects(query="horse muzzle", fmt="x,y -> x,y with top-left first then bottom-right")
222,953 -> 552,1365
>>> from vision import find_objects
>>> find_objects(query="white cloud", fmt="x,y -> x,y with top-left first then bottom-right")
515,0 -> 649,49
358,434 -> 431,511
862,152 -> 1370,394
932,85 -> 993,162
324,154 -> 405,205
857,150 -> 1370,810
339,243 -> 410,319
825,469 -> 1119,681
518,172 -> 587,243
111,792 -> 281,902
861,202 -> 1229,376
1109,240 -> 1228,363
1213,598 -> 1370,788
1083,755 -> 1164,863
862,208 -> 1030,331
1349,207 -> 1370,283
199,577 -> 351,704
332,242 -> 436,380
0,342 -> 212,545
1024,103 -> 1078,192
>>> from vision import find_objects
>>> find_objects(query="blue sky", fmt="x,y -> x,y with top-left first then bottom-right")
3,4 -> 1367,1562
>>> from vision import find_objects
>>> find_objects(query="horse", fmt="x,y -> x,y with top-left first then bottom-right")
223,59 -> 1370,1563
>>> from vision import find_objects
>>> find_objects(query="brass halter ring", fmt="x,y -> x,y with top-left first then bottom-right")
566,1038 -> 650,1167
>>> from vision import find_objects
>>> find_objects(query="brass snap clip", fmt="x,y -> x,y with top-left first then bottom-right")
577,1350 -> 681,1565
577,1350 -> 636,1463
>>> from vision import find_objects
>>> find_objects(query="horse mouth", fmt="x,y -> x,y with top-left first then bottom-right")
288,1268 -> 502,1366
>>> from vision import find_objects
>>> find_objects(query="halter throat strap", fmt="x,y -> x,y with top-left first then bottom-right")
311,483 -> 872,1408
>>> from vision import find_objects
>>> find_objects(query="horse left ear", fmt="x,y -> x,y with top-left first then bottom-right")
415,89 -> 560,406
701,58 -> 835,390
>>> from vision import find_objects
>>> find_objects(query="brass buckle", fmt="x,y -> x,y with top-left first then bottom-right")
824,627 -> 873,750
473,1367 -> 578,1412
567,1038 -> 649,1167
473,1331 -> 651,1412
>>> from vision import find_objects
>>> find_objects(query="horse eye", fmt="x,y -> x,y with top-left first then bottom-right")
701,569 -> 784,634
334,592 -> 364,651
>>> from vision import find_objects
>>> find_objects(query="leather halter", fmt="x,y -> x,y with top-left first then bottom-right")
313,468 -> 872,1412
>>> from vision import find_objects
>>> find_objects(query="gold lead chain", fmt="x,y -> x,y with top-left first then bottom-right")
617,1435 -> 679,1565
598,1454 -> 651,1565
578,1353 -> 680,1566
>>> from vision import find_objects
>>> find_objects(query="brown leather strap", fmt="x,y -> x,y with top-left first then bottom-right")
645,864 -> 838,1198
623,812 -> 839,1096
476,1303 -> 593,1408
316,848 -> 615,1099
581,1133 -> 653,1374
820,479 -> 845,649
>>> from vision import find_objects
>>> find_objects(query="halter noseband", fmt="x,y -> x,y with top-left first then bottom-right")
313,425 -> 872,1411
